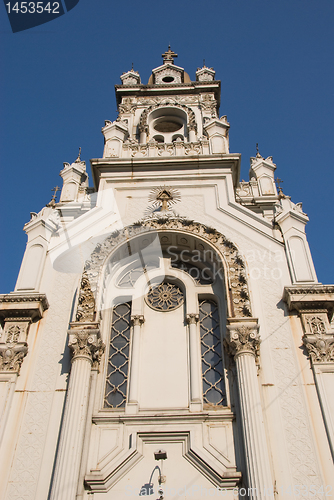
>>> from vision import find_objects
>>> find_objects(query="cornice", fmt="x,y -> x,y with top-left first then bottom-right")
0,293 -> 49,324
283,285 -> 334,320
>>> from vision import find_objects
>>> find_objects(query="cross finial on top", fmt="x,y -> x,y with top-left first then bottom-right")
162,45 -> 178,64
75,147 -> 82,162
275,177 -> 285,198
51,186 -> 60,201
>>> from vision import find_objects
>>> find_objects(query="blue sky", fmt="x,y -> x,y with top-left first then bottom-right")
1,0 -> 333,292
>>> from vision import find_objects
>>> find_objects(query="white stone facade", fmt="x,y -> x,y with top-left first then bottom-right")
0,49 -> 333,500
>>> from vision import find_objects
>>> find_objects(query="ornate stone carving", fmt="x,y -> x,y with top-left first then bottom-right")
118,97 -> 137,115
139,102 -> 197,134
76,217 -> 252,321
76,271 -> 96,322
68,327 -> 105,368
6,325 -> 21,343
226,322 -> 260,358
303,332 -> 334,363
0,343 -> 28,372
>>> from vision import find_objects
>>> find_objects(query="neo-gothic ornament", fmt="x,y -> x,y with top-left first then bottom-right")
226,325 -> 260,358
146,282 -> 184,312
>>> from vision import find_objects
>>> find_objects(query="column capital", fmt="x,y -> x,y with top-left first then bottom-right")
0,317 -> 38,374
131,315 -> 145,326
186,313 -> 199,325
226,319 -> 260,359
68,324 -> 105,368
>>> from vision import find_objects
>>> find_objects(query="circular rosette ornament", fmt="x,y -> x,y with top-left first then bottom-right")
146,282 -> 184,312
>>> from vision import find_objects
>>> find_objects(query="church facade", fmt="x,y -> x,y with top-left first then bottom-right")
0,49 -> 333,500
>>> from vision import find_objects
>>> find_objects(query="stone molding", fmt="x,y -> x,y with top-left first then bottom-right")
75,217 -> 252,323
225,319 -> 260,359
0,294 -> 48,373
68,323 -> 105,369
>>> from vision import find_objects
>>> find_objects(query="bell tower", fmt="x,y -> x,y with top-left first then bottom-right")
0,49 -> 333,500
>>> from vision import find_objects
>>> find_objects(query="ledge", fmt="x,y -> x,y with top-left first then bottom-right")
283,285 -> 334,320
0,293 -> 49,324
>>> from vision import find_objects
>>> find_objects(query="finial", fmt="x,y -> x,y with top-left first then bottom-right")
131,62 -> 134,70
51,186 -> 60,201
256,143 -> 262,158
75,147 -> 82,162
47,186 -> 60,207
275,178 -> 285,197
203,59 -> 206,67
162,46 -> 178,64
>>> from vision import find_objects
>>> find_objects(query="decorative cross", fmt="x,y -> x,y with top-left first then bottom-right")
162,45 -> 178,64
75,147 -> 82,162
275,178 -> 284,193
51,186 -> 60,202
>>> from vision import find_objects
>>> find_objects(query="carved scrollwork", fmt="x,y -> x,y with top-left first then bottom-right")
303,320 -> 334,363
0,343 -> 28,373
76,271 -> 96,322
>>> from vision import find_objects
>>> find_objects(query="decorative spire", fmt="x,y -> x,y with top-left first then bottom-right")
75,147 -> 82,163
275,177 -> 285,198
46,186 -> 60,207
162,45 -> 178,65
256,143 -> 262,158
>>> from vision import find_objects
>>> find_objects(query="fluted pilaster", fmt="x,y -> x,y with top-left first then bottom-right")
226,319 -> 273,499
50,325 -> 105,500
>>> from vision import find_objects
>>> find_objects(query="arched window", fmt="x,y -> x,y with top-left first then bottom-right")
199,299 -> 226,406
104,302 -> 132,409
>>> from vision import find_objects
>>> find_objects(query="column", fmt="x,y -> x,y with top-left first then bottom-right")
0,293 -> 49,445
128,315 -> 144,409
50,324 -> 105,500
226,319 -> 274,499
301,311 -> 334,459
186,313 -> 201,407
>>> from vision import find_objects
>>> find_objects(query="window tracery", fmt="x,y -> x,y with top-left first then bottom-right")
145,282 -> 184,312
